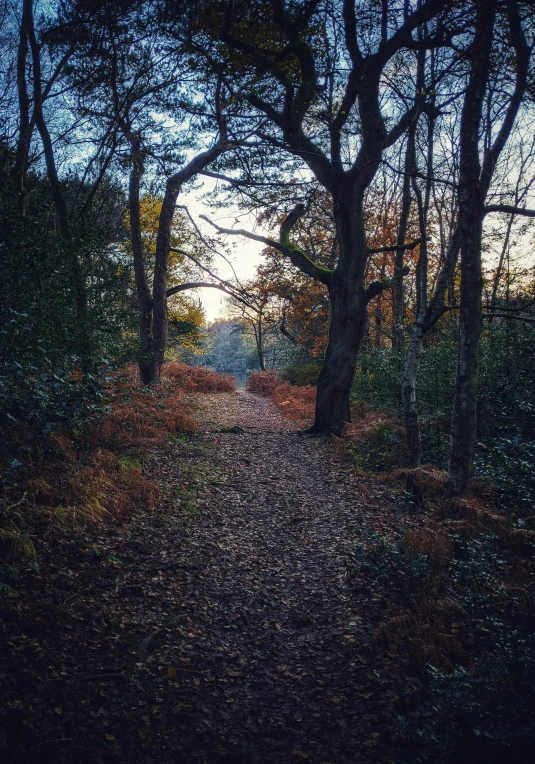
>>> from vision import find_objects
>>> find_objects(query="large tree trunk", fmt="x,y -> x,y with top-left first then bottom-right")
312,274 -> 366,434
446,0 -> 497,496
447,219 -> 483,495
310,188 -> 369,434
151,179 -> 181,380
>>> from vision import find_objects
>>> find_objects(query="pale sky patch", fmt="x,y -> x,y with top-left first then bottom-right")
181,182 -> 265,322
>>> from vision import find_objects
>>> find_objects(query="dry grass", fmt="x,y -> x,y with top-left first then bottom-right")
29,446 -> 161,528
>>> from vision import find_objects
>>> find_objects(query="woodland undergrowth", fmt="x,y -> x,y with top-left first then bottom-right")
247,370 -> 316,421
249,370 -> 535,761
0,364 -> 234,593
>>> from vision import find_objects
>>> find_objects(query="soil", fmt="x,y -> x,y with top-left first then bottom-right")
1,391 -> 411,764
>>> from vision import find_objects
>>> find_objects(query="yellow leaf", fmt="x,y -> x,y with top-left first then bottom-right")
167,666 -> 176,678
54,707 -> 63,714
105,734 -> 115,741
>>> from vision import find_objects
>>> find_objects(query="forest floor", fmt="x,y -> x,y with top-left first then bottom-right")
2,391 -> 426,763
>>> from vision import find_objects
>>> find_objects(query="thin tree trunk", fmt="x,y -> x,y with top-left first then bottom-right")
402,318 -> 425,466
13,0 -> 31,196
489,213 -> 514,318
26,0 -> 92,371
392,133 -> 414,350
402,226 -> 461,466
400,45 -> 433,467
256,314 -> 265,371
127,137 -> 154,384
143,141 -> 232,384
402,138 -> 430,466
446,0 -> 497,496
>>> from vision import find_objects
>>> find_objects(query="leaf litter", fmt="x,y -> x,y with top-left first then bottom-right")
1,390 -> 416,763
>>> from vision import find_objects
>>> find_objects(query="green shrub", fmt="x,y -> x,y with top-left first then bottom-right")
350,323 -> 535,506
282,362 -> 322,386
474,437 -> 535,509
399,532 -> 535,762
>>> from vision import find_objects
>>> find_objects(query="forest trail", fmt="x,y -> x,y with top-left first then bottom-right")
140,390 -> 402,763
3,391 -> 405,764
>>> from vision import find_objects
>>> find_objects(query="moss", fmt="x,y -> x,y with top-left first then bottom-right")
279,229 -> 334,277
118,455 -> 144,470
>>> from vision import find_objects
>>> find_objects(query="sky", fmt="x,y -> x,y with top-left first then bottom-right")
180,181 -> 265,323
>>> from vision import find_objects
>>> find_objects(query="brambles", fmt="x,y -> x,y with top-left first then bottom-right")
358,485 -> 535,761
282,363 -> 322,387
397,532 -> 535,762
353,527 -> 405,582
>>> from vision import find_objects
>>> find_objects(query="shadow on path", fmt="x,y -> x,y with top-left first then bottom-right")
1,391 -> 402,764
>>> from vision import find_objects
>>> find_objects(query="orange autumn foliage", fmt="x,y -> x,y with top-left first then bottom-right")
246,370 -> 280,396
247,371 -> 315,422
162,363 -> 235,392
85,369 -> 196,453
8,365 -> 234,532
28,448 -> 160,524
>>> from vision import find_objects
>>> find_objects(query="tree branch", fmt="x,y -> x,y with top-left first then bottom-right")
247,94 -> 333,191
482,313 -> 535,324
365,266 -> 410,304
485,204 -> 535,218
384,105 -> 420,149
368,238 -> 428,254
168,248 -> 253,303
166,137 -> 235,189
166,281 -> 254,310
480,0 -> 530,194
200,207 -> 333,285
279,307 -> 298,343
378,0 -> 452,63
382,158 -> 457,187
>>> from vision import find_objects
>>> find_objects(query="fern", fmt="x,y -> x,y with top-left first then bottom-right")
0,582 -> 18,596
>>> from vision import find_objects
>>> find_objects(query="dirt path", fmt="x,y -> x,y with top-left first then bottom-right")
144,391 -> 401,763
2,391 -> 404,764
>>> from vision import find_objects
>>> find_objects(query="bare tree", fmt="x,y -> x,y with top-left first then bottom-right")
194,0 -> 454,433
447,0 -> 532,495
